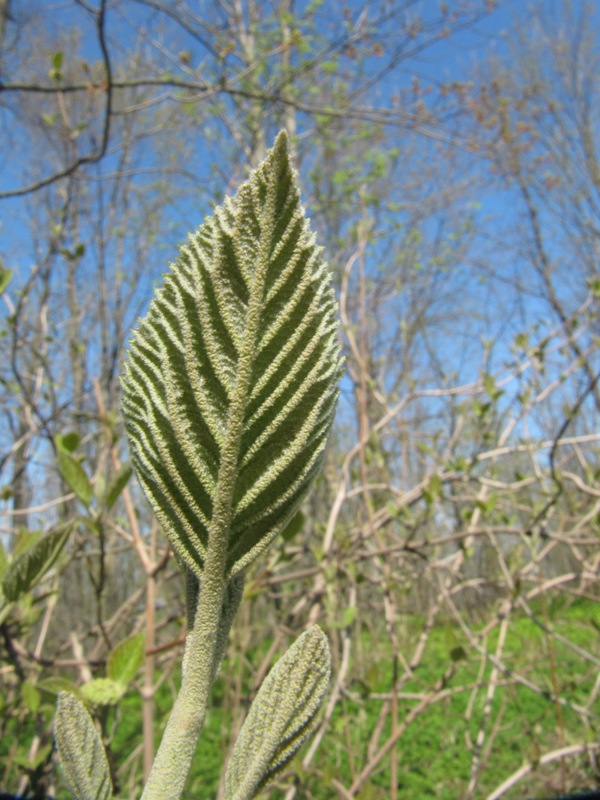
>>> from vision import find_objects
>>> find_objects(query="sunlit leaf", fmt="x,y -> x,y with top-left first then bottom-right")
56,431 -> 81,453
54,692 -> 112,800
0,267 -> 12,295
224,626 -> 330,799
107,632 -> 145,687
103,462 -> 132,509
56,446 -> 92,506
1,525 -> 71,602
22,680 -> 41,714
80,678 -> 124,707
121,132 -> 343,578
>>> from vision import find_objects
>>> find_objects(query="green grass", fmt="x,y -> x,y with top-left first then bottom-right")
2,598 -> 598,798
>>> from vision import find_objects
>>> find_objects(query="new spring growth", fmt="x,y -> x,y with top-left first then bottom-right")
55,131 -> 343,800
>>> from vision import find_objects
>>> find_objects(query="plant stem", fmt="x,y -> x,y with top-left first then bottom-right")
140,564 -> 227,800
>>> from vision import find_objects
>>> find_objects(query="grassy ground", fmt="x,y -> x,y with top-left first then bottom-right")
106,597 -> 599,799
3,598 -> 597,798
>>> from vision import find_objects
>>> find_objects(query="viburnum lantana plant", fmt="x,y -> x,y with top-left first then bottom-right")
54,131 -> 343,800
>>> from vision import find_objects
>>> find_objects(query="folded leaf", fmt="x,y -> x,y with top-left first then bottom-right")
121,131 -> 343,577
54,692 -> 112,800
224,625 -> 331,800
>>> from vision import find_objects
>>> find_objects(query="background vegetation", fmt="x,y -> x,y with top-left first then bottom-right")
0,1 -> 599,798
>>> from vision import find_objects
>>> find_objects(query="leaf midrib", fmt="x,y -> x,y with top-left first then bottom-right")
204,179 -> 276,577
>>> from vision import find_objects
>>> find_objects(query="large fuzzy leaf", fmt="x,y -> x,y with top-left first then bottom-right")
121,132 -> 342,577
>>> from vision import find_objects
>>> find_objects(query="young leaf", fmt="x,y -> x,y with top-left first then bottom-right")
0,537 -> 7,578
107,632 -> 145,687
38,676 -> 83,699
80,678 -> 124,707
56,445 -> 92,506
54,692 -> 112,800
121,131 -> 343,578
56,431 -> 82,453
21,679 -> 41,714
0,266 -> 12,295
103,462 -> 132,509
1,524 -> 71,602
224,625 -> 331,800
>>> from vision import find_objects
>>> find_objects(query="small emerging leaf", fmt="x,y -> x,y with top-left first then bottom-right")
80,678 -> 124,707
2,524 -> 71,602
0,267 -> 12,295
103,462 -> 132,509
107,632 -> 145,687
56,445 -> 92,506
54,692 -> 112,800
56,431 -> 81,453
224,625 -> 330,799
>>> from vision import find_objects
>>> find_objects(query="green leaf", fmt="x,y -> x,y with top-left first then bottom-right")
0,267 -> 12,295
423,473 -> 442,506
2,525 -> 71,602
22,680 -> 41,713
280,509 -> 305,542
56,431 -> 81,453
13,527 -> 42,556
56,445 -> 92,506
121,131 -> 343,578
341,606 -> 357,627
224,626 -> 330,799
321,59 -> 338,74
587,276 -> 600,298
107,632 -> 145,687
49,50 -> 63,82
476,495 -> 498,514
80,678 -> 124,707
483,372 -> 503,401
329,605 -> 357,629
103,462 -> 132,509
0,537 -> 7,579
54,692 -> 112,800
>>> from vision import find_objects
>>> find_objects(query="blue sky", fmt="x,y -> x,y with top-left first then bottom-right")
1,0 -> 598,521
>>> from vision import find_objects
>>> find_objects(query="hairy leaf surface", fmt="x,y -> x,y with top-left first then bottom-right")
121,132 -> 342,576
224,625 -> 331,799
54,692 -> 112,800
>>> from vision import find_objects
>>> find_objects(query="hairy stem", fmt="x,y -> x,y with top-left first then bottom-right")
140,564 -> 227,800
